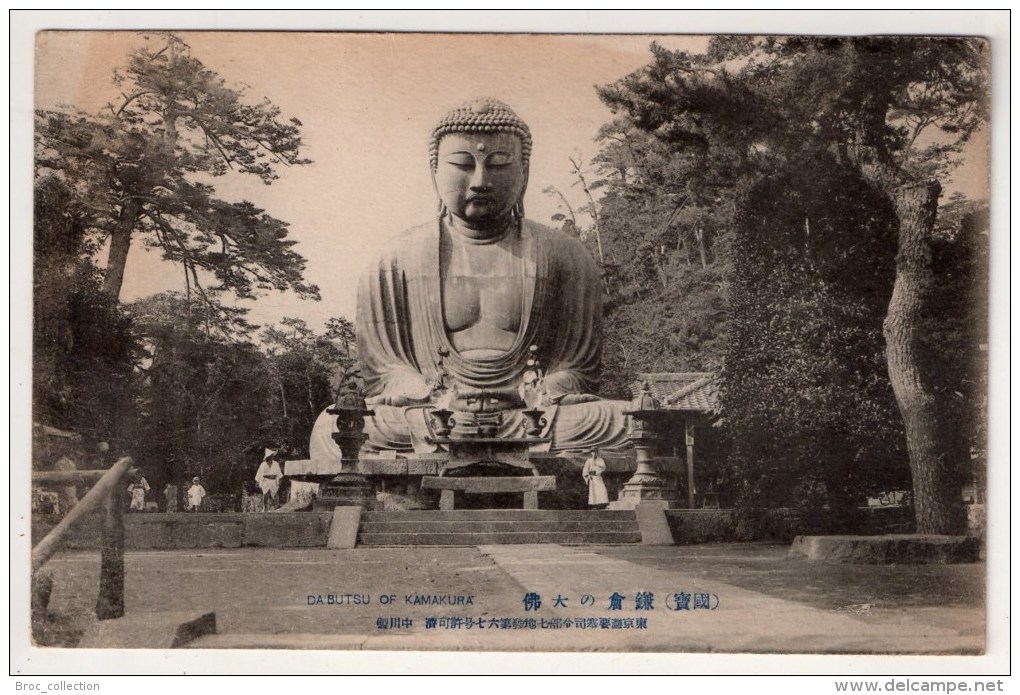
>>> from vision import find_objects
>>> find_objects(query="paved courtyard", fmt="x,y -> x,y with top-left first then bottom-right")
34,542 -> 984,653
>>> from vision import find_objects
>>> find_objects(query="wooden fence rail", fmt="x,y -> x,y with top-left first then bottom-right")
31,470 -> 110,484
32,456 -> 134,620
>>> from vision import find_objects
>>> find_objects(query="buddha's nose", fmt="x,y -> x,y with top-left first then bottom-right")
469,166 -> 493,191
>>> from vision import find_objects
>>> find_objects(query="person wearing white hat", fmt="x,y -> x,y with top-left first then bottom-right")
255,449 -> 283,511
186,476 -> 206,512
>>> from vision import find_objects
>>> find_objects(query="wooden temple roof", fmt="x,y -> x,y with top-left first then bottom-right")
629,372 -> 718,415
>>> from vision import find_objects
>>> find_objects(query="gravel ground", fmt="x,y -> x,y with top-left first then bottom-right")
597,544 -> 984,609
34,547 -> 528,645
31,543 -> 985,652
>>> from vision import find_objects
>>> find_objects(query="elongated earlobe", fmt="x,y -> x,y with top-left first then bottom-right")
513,168 -> 529,221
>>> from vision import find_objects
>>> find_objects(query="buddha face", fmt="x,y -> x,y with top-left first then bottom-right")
434,131 -> 527,231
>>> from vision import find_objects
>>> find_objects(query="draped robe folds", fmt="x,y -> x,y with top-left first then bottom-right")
308,218 -> 631,460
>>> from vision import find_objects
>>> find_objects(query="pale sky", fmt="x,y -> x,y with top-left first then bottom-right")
34,32 -> 712,330
33,28 -> 991,334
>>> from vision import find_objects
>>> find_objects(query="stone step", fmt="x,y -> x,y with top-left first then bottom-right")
356,510 -> 641,546
357,530 -> 642,546
361,509 -> 635,522
360,519 -> 639,534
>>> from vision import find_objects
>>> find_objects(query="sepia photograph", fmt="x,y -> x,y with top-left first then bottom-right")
12,10 -> 1008,681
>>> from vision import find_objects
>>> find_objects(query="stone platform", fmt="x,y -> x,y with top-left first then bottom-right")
354,453 -> 686,511
33,512 -> 335,550
32,509 -> 646,549
790,534 -> 981,564
347,453 -> 682,476
357,509 -> 641,545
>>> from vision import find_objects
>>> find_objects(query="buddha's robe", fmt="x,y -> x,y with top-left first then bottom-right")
309,218 -> 630,460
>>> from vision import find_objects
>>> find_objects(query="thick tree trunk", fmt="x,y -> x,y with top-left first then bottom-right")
101,199 -> 142,299
883,181 -> 968,535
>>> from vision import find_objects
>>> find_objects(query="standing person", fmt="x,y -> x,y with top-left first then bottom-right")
582,448 -> 609,510
127,470 -> 150,512
255,449 -> 283,511
53,455 -> 79,514
186,476 -> 206,512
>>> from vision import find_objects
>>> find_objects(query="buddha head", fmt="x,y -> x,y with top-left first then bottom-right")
429,98 -> 532,231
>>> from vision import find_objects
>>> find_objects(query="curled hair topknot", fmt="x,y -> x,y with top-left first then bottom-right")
429,98 -> 533,170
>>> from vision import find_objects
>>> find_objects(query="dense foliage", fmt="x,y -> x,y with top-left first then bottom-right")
33,176 -> 138,442
32,35 -> 348,506
591,37 -> 988,530
721,164 -> 906,525
551,123 -> 732,399
127,295 -> 351,503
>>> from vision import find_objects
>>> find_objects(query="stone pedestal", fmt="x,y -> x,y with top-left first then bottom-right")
611,491 -> 680,510
312,473 -> 378,512
422,475 -> 555,510
425,412 -> 554,509
615,473 -> 673,508
611,433 -> 680,510
438,436 -> 539,473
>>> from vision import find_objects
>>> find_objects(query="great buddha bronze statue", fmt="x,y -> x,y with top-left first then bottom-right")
310,98 -> 630,459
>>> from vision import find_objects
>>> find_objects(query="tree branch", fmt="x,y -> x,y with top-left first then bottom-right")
192,119 -> 237,171
114,90 -> 154,118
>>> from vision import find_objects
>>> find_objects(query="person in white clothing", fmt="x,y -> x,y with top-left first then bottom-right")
255,449 -> 283,511
582,448 -> 609,509
186,476 -> 206,512
127,471 -> 150,512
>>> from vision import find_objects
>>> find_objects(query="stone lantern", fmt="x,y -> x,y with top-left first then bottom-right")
616,381 -> 678,508
312,368 -> 378,511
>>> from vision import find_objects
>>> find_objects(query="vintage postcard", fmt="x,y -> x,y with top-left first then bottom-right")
12,11 -> 1008,680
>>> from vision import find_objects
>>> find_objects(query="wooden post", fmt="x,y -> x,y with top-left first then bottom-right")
685,420 -> 696,509
95,477 -> 127,620
32,457 -> 134,573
